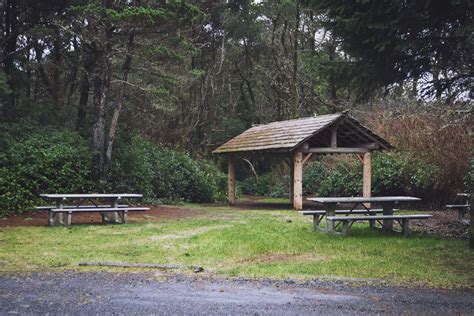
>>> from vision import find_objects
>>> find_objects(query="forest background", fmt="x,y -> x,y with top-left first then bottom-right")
0,0 -> 472,215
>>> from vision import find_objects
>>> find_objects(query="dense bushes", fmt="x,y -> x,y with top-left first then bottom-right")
0,126 -> 226,216
109,135 -> 226,203
0,128 -> 94,215
239,152 -> 437,200
316,154 -> 437,198
239,174 -> 274,196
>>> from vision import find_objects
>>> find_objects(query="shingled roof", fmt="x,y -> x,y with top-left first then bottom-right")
212,113 -> 392,154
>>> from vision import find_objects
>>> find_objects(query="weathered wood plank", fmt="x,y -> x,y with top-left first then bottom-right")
363,152 -> 372,208
326,214 -> 432,221
308,196 -> 421,203
300,209 -> 399,215
36,204 -> 129,210
50,207 -> 149,212
40,194 -> 142,199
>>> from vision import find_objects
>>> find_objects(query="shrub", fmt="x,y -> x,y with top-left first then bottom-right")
270,175 -> 290,198
0,128 -> 94,216
302,160 -> 327,195
108,135 -> 158,199
239,173 -> 274,196
317,158 -> 362,197
109,135 -> 226,203
315,153 -> 437,198
238,152 -> 437,201
0,127 -> 226,217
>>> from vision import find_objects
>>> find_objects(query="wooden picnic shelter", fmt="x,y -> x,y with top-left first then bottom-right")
212,113 -> 392,210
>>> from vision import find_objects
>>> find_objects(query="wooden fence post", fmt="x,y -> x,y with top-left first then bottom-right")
290,160 -> 294,204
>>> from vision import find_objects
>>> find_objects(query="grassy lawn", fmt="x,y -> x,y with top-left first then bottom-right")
0,204 -> 473,288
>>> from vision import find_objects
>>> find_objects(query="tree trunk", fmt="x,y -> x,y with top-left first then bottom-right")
91,48 -> 109,178
470,194 -> 473,250
2,0 -> 18,121
290,0 -> 300,119
103,32 -> 135,177
327,42 -> 337,100
76,53 -> 94,132
77,73 -> 90,132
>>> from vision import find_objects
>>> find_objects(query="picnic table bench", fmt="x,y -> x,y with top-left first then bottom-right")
300,208 -> 399,231
305,196 -> 430,237
38,194 -> 149,226
446,193 -> 470,223
327,214 -> 432,237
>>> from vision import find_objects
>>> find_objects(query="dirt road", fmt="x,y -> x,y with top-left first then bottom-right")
1,272 -> 472,315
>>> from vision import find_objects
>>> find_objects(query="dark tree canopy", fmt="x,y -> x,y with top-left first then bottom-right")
311,0 -> 473,100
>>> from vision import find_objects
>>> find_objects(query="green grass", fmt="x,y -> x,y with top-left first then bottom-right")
0,205 -> 473,289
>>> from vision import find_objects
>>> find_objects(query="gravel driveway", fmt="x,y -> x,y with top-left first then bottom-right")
1,272 -> 473,315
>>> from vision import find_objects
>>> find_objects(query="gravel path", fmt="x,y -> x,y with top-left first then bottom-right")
1,272 -> 473,315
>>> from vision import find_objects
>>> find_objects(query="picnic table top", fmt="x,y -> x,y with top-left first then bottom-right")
307,196 -> 421,204
40,193 -> 143,199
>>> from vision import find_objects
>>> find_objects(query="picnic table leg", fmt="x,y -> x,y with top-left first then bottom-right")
401,219 -> 409,237
48,210 -> 55,227
458,208 -> 466,222
123,210 -> 128,224
313,214 -> 321,231
111,198 -> 120,223
325,203 -> 336,233
54,198 -> 65,226
66,211 -> 72,226
342,221 -> 350,237
369,219 -> 375,229
382,202 -> 394,231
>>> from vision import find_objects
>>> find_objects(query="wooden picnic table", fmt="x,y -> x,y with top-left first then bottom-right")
39,193 -> 149,226
445,193 -> 470,223
307,196 -> 421,234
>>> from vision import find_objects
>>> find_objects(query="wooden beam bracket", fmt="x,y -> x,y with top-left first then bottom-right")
302,153 -> 313,165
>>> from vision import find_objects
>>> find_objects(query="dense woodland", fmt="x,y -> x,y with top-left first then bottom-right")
0,0 -> 472,214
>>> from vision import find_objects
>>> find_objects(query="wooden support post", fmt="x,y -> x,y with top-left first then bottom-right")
228,156 -> 236,205
289,160 -> 294,204
331,124 -> 338,148
293,150 -> 303,210
363,152 -> 372,208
